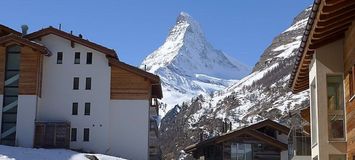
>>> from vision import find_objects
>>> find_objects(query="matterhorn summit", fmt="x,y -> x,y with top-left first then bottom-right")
141,12 -> 250,117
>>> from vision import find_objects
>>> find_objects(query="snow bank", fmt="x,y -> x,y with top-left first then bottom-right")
0,145 -> 125,160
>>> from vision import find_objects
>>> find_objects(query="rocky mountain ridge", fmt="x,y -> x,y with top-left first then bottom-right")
140,12 -> 251,117
159,7 -> 312,160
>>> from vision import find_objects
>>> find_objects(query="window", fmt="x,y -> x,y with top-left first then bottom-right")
71,128 -> 77,141
84,103 -> 90,115
73,77 -> 79,90
231,143 -> 252,160
85,77 -> 91,90
86,52 -> 92,64
74,52 -> 80,64
72,103 -> 78,115
83,128 -> 89,141
57,52 -> 63,64
310,79 -> 318,145
327,75 -> 345,140
329,155 -> 346,160
350,65 -> 355,101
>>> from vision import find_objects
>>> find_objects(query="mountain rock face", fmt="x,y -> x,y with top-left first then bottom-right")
159,7 -> 312,160
140,12 -> 251,117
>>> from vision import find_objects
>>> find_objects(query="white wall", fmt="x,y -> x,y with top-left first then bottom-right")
109,100 -> 149,160
37,34 -> 111,153
309,39 -> 347,160
16,95 -> 38,147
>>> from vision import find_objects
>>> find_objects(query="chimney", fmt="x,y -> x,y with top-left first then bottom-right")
21,25 -> 29,36
79,34 -> 83,38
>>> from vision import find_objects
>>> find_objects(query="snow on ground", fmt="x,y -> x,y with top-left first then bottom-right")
0,145 -> 125,160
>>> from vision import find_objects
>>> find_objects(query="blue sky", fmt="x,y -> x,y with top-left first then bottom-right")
1,0 -> 311,67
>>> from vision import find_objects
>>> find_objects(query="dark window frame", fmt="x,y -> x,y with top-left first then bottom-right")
74,52 -> 80,64
71,128 -> 77,142
72,102 -> 78,115
86,52 -> 92,64
83,128 -> 89,142
57,52 -> 63,64
73,77 -> 79,90
85,77 -> 91,90
84,103 -> 90,115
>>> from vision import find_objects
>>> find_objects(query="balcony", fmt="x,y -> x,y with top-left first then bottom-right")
288,129 -> 311,160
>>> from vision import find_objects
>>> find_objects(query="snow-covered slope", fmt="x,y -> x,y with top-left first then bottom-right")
141,12 -> 250,116
159,7 -> 312,160
0,145 -> 125,160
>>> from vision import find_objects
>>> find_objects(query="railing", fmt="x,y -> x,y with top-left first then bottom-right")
288,134 -> 311,159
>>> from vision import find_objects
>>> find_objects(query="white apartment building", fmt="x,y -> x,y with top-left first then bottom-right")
0,24 -> 162,160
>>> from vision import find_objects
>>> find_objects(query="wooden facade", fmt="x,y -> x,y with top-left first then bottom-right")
344,22 -> 355,159
19,46 -> 43,96
108,57 -> 162,100
185,120 -> 289,160
110,64 -> 151,99
34,122 -> 70,149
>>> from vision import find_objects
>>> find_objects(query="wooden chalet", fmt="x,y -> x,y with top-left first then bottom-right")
184,119 -> 290,160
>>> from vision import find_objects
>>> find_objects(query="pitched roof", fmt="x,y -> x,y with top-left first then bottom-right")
107,56 -> 163,99
0,34 -> 51,55
25,26 -> 117,58
0,24 -> 21,36
289,0 -> 355,93
184,119 -> 289,152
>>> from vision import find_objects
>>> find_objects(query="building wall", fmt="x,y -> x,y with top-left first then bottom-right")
16,95 -> 39,147
109,100 -> 149,160
37,34 -> 111,153
344,21 -> 355,159
309,40 -> 347,160
292,156 -> 312,160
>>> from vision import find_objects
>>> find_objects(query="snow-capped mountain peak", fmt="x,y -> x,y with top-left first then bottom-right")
140,12 -> 251,116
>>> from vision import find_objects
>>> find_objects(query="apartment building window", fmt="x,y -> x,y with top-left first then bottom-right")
86,52 -> 92,64
71,128 -> 77,141
231,143 -> 252,160
310,79 -> 318,145
327,75 -> 345,140
72,103 -> 78,115
349,65 -> 355,100
83,128 -> 89,141
84,103 -> 90,115
74,52 -> 80,64
85,77 -> 91,90
73,77 -> 79,90
329,155 -> 346,160
57,52 -> 63,64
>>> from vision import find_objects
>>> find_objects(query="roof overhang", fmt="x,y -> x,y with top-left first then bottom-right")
25,27 -> 117,58
0,25 -> 21,37
185,119 -> 289,153
289,0 -> 355,93
0,34 -> 51,55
